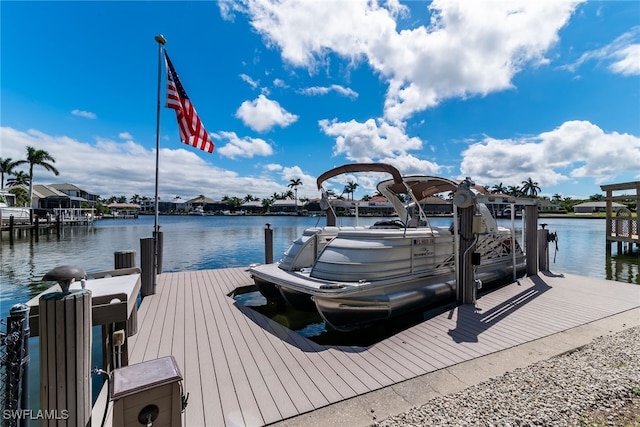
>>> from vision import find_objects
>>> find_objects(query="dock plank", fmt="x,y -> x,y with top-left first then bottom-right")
124,268 -> 640,427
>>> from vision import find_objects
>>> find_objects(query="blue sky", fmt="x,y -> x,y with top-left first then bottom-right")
2,1 -> 639,202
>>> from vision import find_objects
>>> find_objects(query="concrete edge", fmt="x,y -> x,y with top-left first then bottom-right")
269,307 -> 640,427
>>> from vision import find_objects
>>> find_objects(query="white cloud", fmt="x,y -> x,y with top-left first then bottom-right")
263,163 -> 283,172
608,43 -> 640,76
118,132 -> 133,140
564,27 -> 640,76
240,73 -> 259,89
213,131 -> 274,159
228,0 -> 581,122
273,78 -> 287,88
71,109 -> 96,119
235,94 -> 298,132
319,117 -> 425,162
0,126 -> 286,201
299,85 -> 358,99
460,120 -> 640,187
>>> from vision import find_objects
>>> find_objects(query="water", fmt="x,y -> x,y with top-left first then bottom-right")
1,215 -> 638,412
2,215 -> 638,316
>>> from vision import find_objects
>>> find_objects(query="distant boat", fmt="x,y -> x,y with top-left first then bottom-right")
0,191 -> 31,224
190,206 -> 205,216
250,163 -> 526,331
222,210 -> 245,216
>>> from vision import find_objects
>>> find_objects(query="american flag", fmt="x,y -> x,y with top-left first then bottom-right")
164,51 -> 214,153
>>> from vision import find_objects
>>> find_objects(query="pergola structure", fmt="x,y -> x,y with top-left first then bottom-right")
600,181 -> 639,254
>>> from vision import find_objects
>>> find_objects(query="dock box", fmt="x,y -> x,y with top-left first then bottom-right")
111,356 -> 184,426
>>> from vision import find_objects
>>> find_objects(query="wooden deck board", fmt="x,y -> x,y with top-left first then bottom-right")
125,268 -> 640,426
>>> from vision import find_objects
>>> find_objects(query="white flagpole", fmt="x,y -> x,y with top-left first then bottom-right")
153,34 -> 167,291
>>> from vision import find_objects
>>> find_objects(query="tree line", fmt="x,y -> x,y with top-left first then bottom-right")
2,151 -> 625,212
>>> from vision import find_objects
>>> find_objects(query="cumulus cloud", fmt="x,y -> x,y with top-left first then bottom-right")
235,94 -> 298,132
71,109 -> 96,119
213,130 -> 274,159
224,0 -> 581,122
460,120 -> 640,187
0,126 -> 286,200
118,132 -> 133,140
319,117 -> 425,161
299,85 -> 358,99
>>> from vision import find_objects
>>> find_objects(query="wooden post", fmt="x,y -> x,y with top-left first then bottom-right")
39,289 -> 92,427
9,215 -> 14,244
140,237 -> 155,297
538,227 -> 549,272
264,224 -> 274,264
525,205 -> 538,276
34,215 -> 39,242
114,250 -> 136,270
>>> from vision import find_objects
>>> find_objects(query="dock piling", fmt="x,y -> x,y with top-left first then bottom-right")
39,265 -> 92,427
525,205 -> 539,276
140,238 -> 155,296
114,250 -> 136,270
265,223 -> 274,264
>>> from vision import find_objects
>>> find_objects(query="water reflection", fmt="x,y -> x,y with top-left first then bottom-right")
606,252 -> 639,284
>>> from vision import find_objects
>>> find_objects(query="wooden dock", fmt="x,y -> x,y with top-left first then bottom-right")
96,268 -> 640,426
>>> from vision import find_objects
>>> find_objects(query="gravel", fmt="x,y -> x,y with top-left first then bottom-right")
374,326 -> 640,427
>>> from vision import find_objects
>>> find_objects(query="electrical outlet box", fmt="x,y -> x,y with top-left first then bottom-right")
113,329 -> 126,347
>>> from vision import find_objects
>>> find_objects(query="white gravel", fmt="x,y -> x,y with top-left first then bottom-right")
374,326 -> 640,427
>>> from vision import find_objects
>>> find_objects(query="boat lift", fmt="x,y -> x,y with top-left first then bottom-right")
454,179 -> 544,305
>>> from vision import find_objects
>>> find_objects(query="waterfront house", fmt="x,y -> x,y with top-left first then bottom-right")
30,184 -> 96,210
50,183 -> 98,207
573,201 -> 626,214
268,199 -> 305,215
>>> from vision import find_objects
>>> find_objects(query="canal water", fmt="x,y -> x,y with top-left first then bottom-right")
1,214 -> 638,411
3,214 -> 638,318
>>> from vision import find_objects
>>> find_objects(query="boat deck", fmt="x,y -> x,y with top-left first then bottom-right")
100,268 -> 640,426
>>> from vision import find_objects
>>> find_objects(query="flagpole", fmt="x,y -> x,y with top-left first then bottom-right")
153,34 -> 166,292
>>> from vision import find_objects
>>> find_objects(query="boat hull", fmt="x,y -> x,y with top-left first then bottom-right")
250,255 -> 525,331
0,207 -> 31,224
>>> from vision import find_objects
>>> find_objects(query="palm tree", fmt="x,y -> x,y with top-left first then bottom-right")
279,190 -> 293,200
507,185 -> 521,197
0,157 -> 20,189
520,177 -> 541,197
552,193 -> 562,203
343,181 -> 359,200
6,170 -> 30,187
261,198 -> 273,213
15,146 -> 59,207
491,182 -> 508,194
288,178 -> 302,212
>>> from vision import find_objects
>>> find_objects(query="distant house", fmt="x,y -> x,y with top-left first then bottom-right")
573,201 -> 626,214
31,184 -> 97,210
50,183 -> 98,206
269,199 -> 305,215
107,203 -> 140,217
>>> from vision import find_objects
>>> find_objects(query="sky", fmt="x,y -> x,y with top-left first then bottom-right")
1,0 -> 639,203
